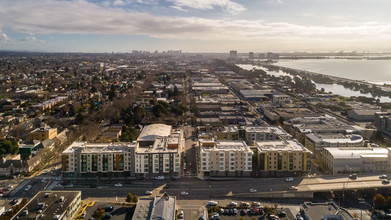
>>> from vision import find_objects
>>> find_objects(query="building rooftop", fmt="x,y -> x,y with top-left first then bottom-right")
137,124 -> 172,142
62,142 -> 135,154
13,191 -> 81,220
245,126 -> 291,138
306,133 -> 363,144
302,201 -> 354,220
323,147 -> 388,159
255,140 -> 311,153
201,140 -> 252,153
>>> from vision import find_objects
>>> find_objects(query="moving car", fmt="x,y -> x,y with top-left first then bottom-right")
285,177 -> 294,182
349,174 -> 357,180
145,191 -> 152,195
180,191 -> 189,196
114,183 -> 122,187
155,176 -> 164,180
250,188 -> 257,193
24,185 -> 31,191
178,211 -> 184,219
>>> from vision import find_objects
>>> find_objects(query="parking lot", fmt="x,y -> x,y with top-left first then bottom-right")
80,201 -> 134,220
208,208 -> 295,220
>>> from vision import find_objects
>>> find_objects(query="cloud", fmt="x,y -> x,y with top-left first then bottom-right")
20,36 -> 44,43
0,0 -> 390,49
112,0 -> 126,6
167,0 -> 246,14
0,33 -> 12,42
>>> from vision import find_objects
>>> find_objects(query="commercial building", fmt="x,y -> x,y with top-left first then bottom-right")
199,140 -> 253,177
254,140 -> 312,176
305,133 -> 364,153
61,142 -> 135,178
300,202 -> 354,220
12,191 -> 81,220
284,115 -> 361,144
321,147 -> 389,174
135,124 -> 183,178
244,126 -> 291,145
347,102 -> 383,122
375,112 -> 391,138
27,127 -> 57,141
133,193 -> 176,220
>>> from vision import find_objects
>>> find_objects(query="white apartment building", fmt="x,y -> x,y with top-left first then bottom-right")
61,142 -> 135,178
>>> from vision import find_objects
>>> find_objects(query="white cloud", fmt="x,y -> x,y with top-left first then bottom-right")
113,0 -> 125,6
0,33 -> 12,42
20,36 -> 44,43
167,0 -> 246,14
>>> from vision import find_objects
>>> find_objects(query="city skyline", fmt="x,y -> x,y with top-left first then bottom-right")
0,0 -> 391,52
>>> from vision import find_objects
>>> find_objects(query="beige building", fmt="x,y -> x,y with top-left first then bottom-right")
199,140 -> 253,177
27,127 -> 57,141
254,140 -> 312,176
321,147 -> 389,174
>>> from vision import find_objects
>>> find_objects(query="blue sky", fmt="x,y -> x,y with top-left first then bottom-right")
0,0 -> 391,52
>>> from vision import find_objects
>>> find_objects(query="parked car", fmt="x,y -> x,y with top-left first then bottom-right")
289,186 -> 298,191
383,179 -> 390,184
278,211 -> 287,217
229,201 -> 238,206
240,202 -> 250,207
145,191 -> 152,195
178,211 -> 184,219
155,176 -> 164,180
105,205 -> 114,212
349,174 -> 357,180
252,202 -> 261,207
207,201 -> 218,206
380,174 -> 387,179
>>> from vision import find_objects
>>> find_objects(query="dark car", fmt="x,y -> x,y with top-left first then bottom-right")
278,211 -> 287,217
105,205 -> 114,212
240,209 -> 246,216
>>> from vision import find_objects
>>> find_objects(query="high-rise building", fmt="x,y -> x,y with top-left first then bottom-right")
229,50 -> 237,59
249,52 -> 254,59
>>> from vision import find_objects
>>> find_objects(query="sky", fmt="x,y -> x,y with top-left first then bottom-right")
0,0 -> 391,53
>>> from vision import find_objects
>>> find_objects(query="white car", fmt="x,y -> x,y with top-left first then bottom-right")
380,174 -> 387,179
229,201 -> 238,206
285,177 -> 294,182
252,202 -> 261,207
250,188 -> 257,193
155,176 -> 164,180
145,191 -> 152,195
41,178 -> 46,183
114,183 -> 122,187
207,201 -> 218,206
180,191 -> 189,196
178,211 -> 184,219
25,185 -> 31,191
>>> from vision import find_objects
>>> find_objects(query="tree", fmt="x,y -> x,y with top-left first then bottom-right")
75,113 -> 85,125
126,193 -> 133,202
133,195 -> 138,203
173,85 -> 179,96
374,193 -> 386,208
0,140 -> 19,156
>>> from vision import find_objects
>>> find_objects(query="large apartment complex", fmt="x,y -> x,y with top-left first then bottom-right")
61,142 -> 135,178
61,124 -> 184,178
254,140 -> 312,176
199,140 -> 253,177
